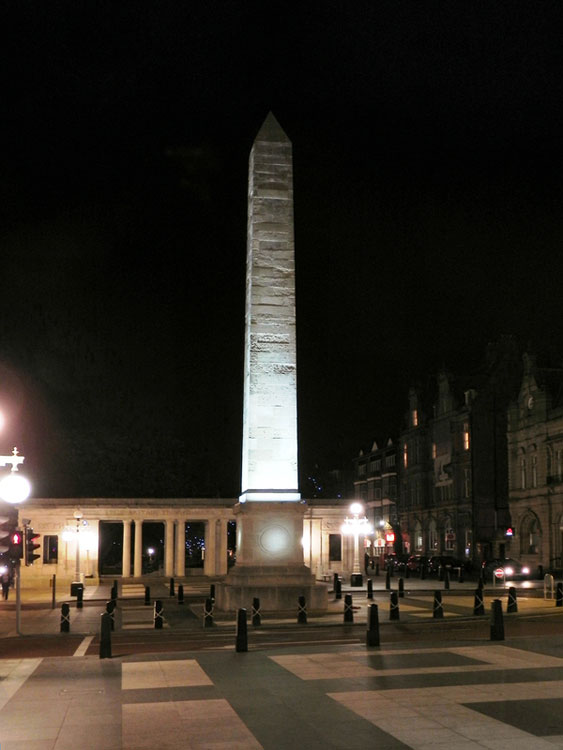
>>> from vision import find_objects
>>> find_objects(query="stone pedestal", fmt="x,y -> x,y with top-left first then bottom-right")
215,502 -> 328,613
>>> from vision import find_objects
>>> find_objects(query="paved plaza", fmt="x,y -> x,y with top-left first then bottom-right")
2,635 -> 563,748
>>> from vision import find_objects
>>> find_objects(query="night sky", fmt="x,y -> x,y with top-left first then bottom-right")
2,2 -> 563,498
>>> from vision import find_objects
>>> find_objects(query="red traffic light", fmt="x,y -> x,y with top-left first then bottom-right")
11,531 -> 21,545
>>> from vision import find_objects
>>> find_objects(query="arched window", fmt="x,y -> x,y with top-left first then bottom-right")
520,457 -> 527,489
520,514 -> 540,555
414,521 -> 423,552
428,518 -> 438,551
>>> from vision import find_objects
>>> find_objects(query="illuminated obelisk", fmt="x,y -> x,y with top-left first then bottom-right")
217,113 -> 327,612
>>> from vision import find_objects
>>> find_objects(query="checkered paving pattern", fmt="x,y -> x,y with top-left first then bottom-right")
2,643 -> 563,748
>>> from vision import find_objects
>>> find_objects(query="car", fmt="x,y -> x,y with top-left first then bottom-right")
428,555 -> 465,575
481,558 -> 532,581
407,555 -> 429,572
383,553 -> 409,572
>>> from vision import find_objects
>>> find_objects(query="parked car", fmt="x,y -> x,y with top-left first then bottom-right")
428,555 -> 465,575
383,553 -> 409,572
407,555 -> 429,572
481,558 -> 532,581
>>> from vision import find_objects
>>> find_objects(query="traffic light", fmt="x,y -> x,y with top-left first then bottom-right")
0,516 -> 11,554
9,530 -> 23,559
25,527 -> 40,566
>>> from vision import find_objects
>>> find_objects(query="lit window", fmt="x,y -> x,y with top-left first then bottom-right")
432,443 -> 437,459
403,443 -> 408,468
412,409 -> 418,427
463,423 -> 470,451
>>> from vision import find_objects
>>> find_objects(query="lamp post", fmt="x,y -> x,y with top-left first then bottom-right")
0,447 -> 31,636
341,502 -> 372,587
73,510 -> 83,582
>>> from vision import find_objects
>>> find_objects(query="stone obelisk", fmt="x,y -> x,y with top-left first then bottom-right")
216,113 -> 327,612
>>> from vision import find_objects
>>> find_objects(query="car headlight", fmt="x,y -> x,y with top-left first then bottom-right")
521,566 -> 530,575
504,566 -> 514,576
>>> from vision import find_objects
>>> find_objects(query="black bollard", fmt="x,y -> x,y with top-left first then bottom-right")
556,581 -> 563,607
335,577 -> 342,601
169,577 -> 175,597
344,593 -> 354,623
507,586 -> 518,614
385,568 -> 391,590
433,590 -> 443,619
111,580 -> 118,601
366,603 -> 380,647
405,565 -> 410,579
209,583 -> 216,602
367,578 -> 373,600
106,600 -> 115,631
252,597 -> 261,627
99,612 -> 112,659
60,602 -> 70,633
478,573 -> 485,590
375,561 -> 380,576
473,587 -> 485,616
203,597 -> 214,628
333,572 -> 339,593
398,577 -> 405,598
154,599 -> 163,629
421,562 -> 427,580
438,565 -> 444,582
144,585 -> 151,606
236,608 -> 248,652
297,595 -> 307,624
444,569 -> 450,590
458,566 -> 464,583
178,584 -> 184,605
389,591 -> 400,621
490,598 -> 505,641
76,586 -> 83,610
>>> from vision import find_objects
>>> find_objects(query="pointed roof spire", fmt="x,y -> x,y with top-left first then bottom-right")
255,112 -> 290,144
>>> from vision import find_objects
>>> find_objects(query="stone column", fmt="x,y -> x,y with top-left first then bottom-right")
122,520 -> 131,578
216,519 -> 228,575
164,519 -> 174,577
133,519 -> 143,578
175,520 -> 185,578
204,519 -> 217,577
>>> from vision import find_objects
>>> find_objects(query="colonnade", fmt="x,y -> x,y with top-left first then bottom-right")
121,517 -> 230,579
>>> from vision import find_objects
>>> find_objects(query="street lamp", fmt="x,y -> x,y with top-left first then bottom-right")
73,510 -> 83,582
341,502 -> 372,586
0,446 -> 31,636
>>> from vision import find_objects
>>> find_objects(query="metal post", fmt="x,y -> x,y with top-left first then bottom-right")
15,560 -> 21,635
366,603 -> 380,648
52,574 -> 56,609
236,608 -> 248,652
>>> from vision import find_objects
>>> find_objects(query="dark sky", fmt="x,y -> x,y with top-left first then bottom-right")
1,2 -> 563,498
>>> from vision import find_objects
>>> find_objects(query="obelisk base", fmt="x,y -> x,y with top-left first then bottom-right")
215,501 -> 328,613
